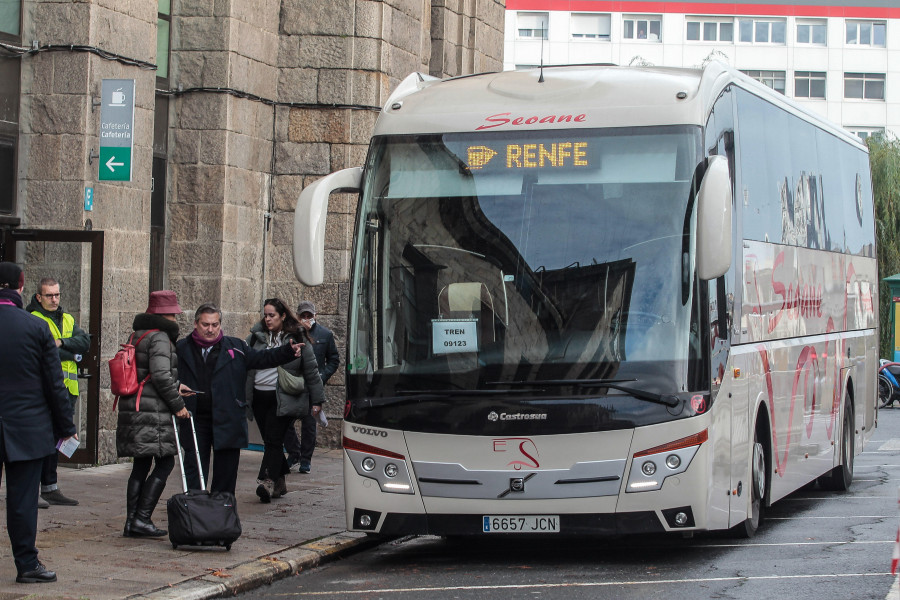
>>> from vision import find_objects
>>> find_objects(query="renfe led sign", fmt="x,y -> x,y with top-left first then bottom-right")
99,79 -> 135,182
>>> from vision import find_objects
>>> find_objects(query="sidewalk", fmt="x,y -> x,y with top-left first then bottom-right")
0,448 -> 375,599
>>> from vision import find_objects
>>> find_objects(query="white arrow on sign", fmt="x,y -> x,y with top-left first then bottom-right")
106,156 -> 124,172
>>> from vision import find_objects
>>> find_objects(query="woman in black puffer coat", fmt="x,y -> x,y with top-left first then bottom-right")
116,290 -> 191,538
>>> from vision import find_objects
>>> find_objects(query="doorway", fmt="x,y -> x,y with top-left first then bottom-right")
1,228 -> 104,464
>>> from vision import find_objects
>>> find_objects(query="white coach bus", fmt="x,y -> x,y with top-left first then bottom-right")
294,62 -> 877,537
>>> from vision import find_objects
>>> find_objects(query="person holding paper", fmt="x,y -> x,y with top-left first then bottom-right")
26,276 -> 90,507
284,301 -> 339,474
0,262 -> 76,583
116,290 -> 191,538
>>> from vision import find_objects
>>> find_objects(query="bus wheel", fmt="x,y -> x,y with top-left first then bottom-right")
733,429 -> 766,538
818,402 -> 854,491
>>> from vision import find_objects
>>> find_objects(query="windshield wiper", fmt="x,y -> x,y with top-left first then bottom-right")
487,379 -> 680,408
360,389 -> 517,410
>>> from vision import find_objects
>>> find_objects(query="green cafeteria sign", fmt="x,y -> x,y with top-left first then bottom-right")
99,79 -> 135,182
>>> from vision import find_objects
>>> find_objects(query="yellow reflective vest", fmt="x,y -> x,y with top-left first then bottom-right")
31,311 -> 79,396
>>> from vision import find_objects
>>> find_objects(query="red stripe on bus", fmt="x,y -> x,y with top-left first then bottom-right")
506,1 -> 900,19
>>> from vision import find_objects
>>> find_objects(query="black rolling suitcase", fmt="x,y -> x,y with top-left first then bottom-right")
167,415 -> 242,550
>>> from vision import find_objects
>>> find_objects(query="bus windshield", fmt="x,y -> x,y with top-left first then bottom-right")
349,125 -> 704,406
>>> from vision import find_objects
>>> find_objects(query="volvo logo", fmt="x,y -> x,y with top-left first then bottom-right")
351,426 -> 387,437
488,411 -> 499,422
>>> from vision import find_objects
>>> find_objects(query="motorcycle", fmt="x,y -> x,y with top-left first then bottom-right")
878,359 -> 900,408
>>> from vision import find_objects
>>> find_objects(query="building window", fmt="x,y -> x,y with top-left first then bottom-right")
157,0 -> 171,82
0,0 -> 20,38
796,19 -> 826,45
0,0 -> 20,215
624,16 -> 661,41
741,70 -> 786,95
738,18 -> 786,44
517,12 -> 548,40
571,13 -> 611,40
794,71 -> 826,99
847,127 -> 884,142
846,21 -> 886,47
686,18 -> 733,42
844,73 -> 885,100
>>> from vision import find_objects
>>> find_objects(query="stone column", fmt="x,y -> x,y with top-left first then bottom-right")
168,0 -> 280,336
19,1 -> 158,463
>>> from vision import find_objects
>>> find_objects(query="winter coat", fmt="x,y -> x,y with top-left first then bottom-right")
176,334 -> 295,450
244,323 -> 325,419
115,313 -> 185,458
0,293 -> 76,462
25,294 -> 90,363
307,321 -> 340,387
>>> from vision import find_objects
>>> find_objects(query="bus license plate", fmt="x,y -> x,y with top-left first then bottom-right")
483,515 -> 560,533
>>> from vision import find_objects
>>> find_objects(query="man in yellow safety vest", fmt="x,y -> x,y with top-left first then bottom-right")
26,277 -> 89,507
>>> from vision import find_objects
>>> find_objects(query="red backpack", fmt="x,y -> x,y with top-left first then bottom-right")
109,330 -> 158,411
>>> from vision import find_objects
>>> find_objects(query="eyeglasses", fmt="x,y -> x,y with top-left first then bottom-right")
40,293 -> 61,299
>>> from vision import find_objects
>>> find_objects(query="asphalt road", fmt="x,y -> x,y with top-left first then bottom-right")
241,407 -> 900,600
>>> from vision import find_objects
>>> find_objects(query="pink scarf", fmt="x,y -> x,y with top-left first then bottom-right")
191,329 -> 224,348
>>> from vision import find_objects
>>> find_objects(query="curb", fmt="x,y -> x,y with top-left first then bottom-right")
128,532 -> 381,599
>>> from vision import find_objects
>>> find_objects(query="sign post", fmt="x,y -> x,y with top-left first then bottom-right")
99,79 -> 135,182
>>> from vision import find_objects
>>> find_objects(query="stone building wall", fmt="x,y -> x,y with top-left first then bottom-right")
17,0 -> 159,461
10,0 -> 504,464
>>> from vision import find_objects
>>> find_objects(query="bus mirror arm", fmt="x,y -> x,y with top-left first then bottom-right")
293,167 -> 363,286
696,156 -> 733,281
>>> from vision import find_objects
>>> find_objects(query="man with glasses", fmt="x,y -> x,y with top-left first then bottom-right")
26,277 -> 88,507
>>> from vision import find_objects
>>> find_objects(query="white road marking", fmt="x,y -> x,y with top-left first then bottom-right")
691,540 -> 892,548
782,496 -> 895,500
878,440 -> 900,451
291,572 -> 892,596
767,515 -> 892,520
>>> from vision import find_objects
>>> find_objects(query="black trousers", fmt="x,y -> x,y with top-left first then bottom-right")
0,449 -> 43,575
252,389 -> 293,480
129,455 -> 175,486
40,393 -> 77,488
177,415 -> 241,495
283,412 -> 317,465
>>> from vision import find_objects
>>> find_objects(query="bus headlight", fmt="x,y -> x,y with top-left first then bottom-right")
346,449 -> 415,495
626,431 -> 706,493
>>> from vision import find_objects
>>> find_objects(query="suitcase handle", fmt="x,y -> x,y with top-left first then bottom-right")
173,413 -> 207,493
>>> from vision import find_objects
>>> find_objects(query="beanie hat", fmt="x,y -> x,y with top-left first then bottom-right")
0,262 -> 24,290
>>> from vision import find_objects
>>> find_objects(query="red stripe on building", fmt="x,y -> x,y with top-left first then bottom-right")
506,1 -> 900,19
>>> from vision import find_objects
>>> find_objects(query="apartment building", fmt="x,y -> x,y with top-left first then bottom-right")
504,1 -> 900,140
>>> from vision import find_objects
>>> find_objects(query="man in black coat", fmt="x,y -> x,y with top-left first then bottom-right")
175,303 -> 300,495
0,263 -> 77,584
284,301 -> 340,474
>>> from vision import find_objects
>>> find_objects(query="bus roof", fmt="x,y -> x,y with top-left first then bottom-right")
375,62 -> 865,150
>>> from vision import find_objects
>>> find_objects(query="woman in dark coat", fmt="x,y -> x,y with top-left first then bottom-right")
246,298 -> 324,502
116,290 -> 191,537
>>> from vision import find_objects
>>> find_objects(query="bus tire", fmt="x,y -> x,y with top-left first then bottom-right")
818,401 -> 854,491
732,425 -> 767,538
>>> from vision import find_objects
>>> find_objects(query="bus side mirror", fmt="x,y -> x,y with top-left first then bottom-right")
696,156 -> 732,281
293,167 -> 363,286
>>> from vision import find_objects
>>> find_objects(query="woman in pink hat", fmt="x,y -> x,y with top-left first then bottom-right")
116,290 -> 192,537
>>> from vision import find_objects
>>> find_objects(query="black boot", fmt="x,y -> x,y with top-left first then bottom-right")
123,478 -> 143,537
130,477 -> 168,537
